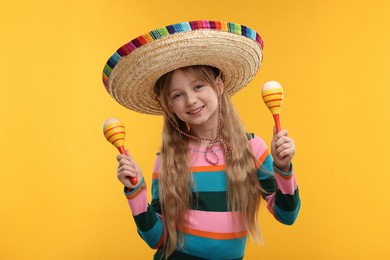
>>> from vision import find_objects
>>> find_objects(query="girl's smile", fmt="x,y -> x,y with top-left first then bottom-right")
187,105 -> 205,115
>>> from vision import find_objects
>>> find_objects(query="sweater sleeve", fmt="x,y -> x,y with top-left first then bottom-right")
124,154 -> 165,249
249,133 -> 301,225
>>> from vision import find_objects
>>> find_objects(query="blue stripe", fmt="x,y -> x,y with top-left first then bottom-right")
107,52 -> 121,68
245,27 -> 257,41
138,218 -> 164,247
192,171 -> 227,192
274,199 -> 301,225
172,23 -> 183,32
180,234 -> 247,259
179,22 -> 191,32
166,25 -> 176,34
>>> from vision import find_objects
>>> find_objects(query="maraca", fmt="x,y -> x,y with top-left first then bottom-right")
262,81 -> 284,133
103,118 -> 138,185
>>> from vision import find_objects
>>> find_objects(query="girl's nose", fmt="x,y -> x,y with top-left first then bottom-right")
186,93 -> 197,105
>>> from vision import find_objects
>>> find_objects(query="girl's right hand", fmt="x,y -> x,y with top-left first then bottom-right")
116,151 -> 143,189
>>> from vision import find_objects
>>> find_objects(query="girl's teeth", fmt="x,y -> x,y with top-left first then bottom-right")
189,107 -> 203,114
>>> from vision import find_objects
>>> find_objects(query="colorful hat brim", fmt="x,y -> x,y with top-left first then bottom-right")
103,20 -> 264,115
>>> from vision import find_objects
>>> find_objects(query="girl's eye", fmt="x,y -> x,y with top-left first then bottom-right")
194,85 -> 203,90
172,93 -> 182,100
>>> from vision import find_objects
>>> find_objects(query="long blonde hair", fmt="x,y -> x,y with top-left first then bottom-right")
154,66 -> 263,258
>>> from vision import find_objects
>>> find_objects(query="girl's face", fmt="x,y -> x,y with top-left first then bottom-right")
168,68 -> 221,131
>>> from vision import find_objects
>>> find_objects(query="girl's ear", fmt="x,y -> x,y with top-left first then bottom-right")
216,76 -> 224,95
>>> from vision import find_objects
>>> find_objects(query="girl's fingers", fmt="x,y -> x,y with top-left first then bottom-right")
118,162 -> 137,174
276,142 -> 294,155
115,150 -> 142,188
275,135 -> 291,147
278,147 -> 295,159
118,164 -> 135,173
274,129 -> 288,139
273,131 -> 295,159
118,158 -> 133,168
116,154 -> 129,162
116,151 -> 134,162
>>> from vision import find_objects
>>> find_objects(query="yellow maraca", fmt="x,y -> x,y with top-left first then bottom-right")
103,118 -> 138,185
262,81 -> 284,133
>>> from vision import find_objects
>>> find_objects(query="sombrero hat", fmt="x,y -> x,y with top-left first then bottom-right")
102,20 -> 264,115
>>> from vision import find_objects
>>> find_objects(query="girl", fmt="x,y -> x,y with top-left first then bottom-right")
103,21 -> 300,260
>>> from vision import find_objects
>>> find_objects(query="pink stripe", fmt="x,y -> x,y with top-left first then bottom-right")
188,144 -> 226,166
153,155 -> 161,172
264,192 -> 276,214
128,189 -> 148,216
201,20 -> 211,28
274,172 -> 297,195
249,135 -> 268,159
125,42 -> 137,51
185,210 -> 245,233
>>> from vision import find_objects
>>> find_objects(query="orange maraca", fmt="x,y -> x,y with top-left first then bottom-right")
262,81 -> 284,133
103,118 -> 138,185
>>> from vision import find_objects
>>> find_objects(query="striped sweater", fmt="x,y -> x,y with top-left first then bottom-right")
125,134 -> 300,259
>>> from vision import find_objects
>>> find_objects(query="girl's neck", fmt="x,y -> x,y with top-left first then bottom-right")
189,139 -> 217,148
188,125 -> 218,141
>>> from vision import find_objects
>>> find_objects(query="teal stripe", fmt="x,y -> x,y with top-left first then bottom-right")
192,171 -> 227,192
152,179 -> 159,199
150,28 -> 169,39
138,218 -> 164,247
274,162 -> 293,176
149,30 -> 159,40
109,52 -> 121,66
274,198 -> 301,225
179,233 -> 246,259
124,178 -> 145,196
257,154 -> 274,180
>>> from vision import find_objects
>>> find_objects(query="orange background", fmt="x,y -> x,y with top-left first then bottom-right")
1,0 -> 390,259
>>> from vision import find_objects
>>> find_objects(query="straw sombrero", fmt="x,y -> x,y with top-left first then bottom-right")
102,20 -> 263,115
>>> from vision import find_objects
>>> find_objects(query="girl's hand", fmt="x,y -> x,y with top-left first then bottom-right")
116,151 -> 143,189
271,128 -> 296,172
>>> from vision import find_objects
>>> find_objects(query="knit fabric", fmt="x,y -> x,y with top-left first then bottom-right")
125,134 -> 300,259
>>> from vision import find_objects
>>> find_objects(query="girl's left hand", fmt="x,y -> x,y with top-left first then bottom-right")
271,128 -> 296,172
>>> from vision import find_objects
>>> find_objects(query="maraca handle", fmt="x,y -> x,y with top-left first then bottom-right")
273,114 -> 281,133
117,146 -> 138,185
118,146 -> 126,155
